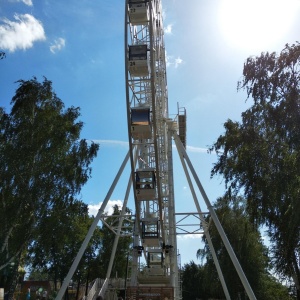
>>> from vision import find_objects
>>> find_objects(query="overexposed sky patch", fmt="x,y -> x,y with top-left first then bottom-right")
218,0 -> 300,52
0,14 -> 45,52
50,37 -> 65,54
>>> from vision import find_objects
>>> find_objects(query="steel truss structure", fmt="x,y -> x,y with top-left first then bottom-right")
55,1 -> 257,300
125,0 -> 178,298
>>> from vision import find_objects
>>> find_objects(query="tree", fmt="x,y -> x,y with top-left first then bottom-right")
181,261 -> 209,300
91,205 -> 133,279
209,43 -> 300,298
0,78 -> 99,294
197,196 -> 269,299
260,273 -> 293,300
0,51 -> 5,60
195,196 -> 292,299
26,201 -> 102,291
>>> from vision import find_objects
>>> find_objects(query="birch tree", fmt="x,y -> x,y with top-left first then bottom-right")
0,78 -> 99,288
210,43 -> 300,299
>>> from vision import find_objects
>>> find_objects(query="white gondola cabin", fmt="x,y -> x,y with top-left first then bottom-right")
147,251 -> 163,268
128,45 -> 149,77
142,218 -> 160,247
131,107 -> 152,140
128,0 -> 149,25
135,169 -> 156,200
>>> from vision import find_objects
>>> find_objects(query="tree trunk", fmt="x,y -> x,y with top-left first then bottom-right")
85,268 -> 90,296
7,267 -> 19,300
75,276 -> 81,300
291,252 -> 300,300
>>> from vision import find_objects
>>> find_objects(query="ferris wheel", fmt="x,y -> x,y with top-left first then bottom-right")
125,0 -> 179,299
56,1 -> 258,300
123,1 -> 257,299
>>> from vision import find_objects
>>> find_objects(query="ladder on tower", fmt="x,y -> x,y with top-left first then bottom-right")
177,105 -> 186,149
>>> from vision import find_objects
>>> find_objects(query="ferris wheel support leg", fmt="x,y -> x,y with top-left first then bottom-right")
55,151 -> 131,300
172,134 -> 257,300
98,172 -> 133,299
167,125 -> 179,300
174,136 -> 231,300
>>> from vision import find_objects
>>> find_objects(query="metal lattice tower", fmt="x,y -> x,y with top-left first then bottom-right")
125,0 -> 178,299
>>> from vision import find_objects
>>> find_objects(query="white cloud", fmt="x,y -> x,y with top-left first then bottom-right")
166,53 -> 170,67
177,234 -> 203,239
50,37 -> 65,54
172,144 -> 209,153
174,57 -> 183,68
88,200 -> 123,217
166,52 -> 183,68
90,139 -> 129,148
164,24 -> 172,34
91,140 -> 209,154
186,145 -> 208,153
9,0 -> 33,6
0,14 -> 45,52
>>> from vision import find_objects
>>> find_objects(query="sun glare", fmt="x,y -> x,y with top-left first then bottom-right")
218,0 -> 299,52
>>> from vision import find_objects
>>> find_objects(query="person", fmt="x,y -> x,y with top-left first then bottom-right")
26,288 -> 31,300
36,288 -> 43,300
42,290 -> 47,300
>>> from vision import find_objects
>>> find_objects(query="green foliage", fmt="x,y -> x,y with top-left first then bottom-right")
197,196 -> 269,299
209,43 -> 300,296
91,205 -> 133,279
258,273 -> 292,300
181,261 -> 208,300
26,201 -> 102,290
182,261 -> 227,300
181,260 -> 289,300
187,197 -> 292,299
0,77 -> 99,290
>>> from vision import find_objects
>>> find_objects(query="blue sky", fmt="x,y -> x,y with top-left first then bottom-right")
1,0 -> 300,266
